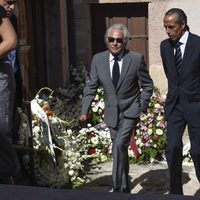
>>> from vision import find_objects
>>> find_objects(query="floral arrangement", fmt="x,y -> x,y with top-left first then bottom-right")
78,123 -> 111,163
88,87 -> 167,164
90,88 -> 105,124
17,89 -> 86,188
130,89 -> 167,163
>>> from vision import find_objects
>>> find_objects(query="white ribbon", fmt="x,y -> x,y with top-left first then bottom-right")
31,99 -> 56,162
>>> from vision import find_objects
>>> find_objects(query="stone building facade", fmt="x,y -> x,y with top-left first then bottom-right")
69,0 -> 200,93
16,0 -> 200,96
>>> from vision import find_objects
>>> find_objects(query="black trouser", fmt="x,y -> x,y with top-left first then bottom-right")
166,103 -> 200,194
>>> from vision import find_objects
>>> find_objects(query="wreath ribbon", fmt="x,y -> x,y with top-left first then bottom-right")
31,99 -> 56,162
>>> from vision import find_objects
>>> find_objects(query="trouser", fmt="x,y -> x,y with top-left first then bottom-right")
109,112 -> 138,192
166,103 -> 200,194
0,59 -> 16,178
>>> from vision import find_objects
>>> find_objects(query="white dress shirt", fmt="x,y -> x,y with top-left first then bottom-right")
175,30 -> 189,58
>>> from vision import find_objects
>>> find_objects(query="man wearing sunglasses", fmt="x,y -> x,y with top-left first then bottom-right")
79,23 -> 153,193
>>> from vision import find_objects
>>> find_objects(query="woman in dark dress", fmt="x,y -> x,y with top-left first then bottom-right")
0,1 -> 17,183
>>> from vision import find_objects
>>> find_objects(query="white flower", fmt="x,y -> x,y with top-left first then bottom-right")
92,106 -> 98,112
94,94 -> 100,100
100,154 -> 107,162
99,100 -> 105,109
156,115 -> 164,121
136,138 -> 141,145
140,115 -> 148,121
97,88 -> 102,93
67,129 -> 73,135
136,129 -> 140,134
33,126 -> 40,133
63,163 -> 69,169
87,123 -> 92,127
154,103 -> 161,108
147,128 -> 153,135
91,136 -> 99,145
68,169 -> 74,176
156,129 -> 163,135
139,142 -> 145,148
128,148 -> 135,157
51,117 -> 58,124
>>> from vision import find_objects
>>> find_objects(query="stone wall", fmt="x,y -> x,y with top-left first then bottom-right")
71,2 -> 92,65
149,1 -> 168,93
148,0 -> 200,93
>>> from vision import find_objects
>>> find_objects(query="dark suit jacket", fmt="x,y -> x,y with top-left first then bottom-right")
160,32 -> 200,123
81,49 -> 153,128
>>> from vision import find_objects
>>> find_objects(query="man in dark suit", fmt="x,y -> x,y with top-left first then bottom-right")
79,23 -> 153,193
160,8 -> 200,194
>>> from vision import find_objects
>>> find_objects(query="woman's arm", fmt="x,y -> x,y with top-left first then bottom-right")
0,16 -> 17,59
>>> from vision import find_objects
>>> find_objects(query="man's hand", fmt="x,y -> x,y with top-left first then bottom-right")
78,114 -> 90,128
79,114 -> 88,122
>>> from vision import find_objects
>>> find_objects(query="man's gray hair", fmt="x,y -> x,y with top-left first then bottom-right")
104,23 -> 131,45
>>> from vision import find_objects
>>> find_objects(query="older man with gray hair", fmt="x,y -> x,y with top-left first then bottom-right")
79,23 -> 153,193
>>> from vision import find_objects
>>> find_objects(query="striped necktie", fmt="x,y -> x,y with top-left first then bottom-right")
174,42 -> 182,74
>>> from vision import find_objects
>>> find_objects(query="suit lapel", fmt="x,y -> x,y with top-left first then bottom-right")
102,51 -> 116,90
180,34 -> 194,76
168,41 -> 177,75
116,50 -> 131,90
163,40 -> 179,79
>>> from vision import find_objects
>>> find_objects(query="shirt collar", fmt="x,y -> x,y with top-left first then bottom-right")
179,30 -> 189,45
109,51 -> 124,62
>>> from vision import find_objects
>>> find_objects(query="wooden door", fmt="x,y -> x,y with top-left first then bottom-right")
18,0 -> 31,99
91,3 -> 149,64
18,0 -> 69,98
17,0 -> 47,99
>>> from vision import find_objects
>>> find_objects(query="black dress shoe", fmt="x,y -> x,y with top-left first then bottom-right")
112,188 -> 121,193
121,188 -> 130,193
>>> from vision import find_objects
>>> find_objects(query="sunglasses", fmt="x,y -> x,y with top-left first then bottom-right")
107,37 -> 123,44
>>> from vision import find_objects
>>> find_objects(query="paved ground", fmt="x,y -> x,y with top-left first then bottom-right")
83,161 -> 200,196
14,159 -> 200,197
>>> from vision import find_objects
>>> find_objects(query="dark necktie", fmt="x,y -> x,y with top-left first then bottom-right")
174,42 -> 182,74
112,56 -> 120,88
